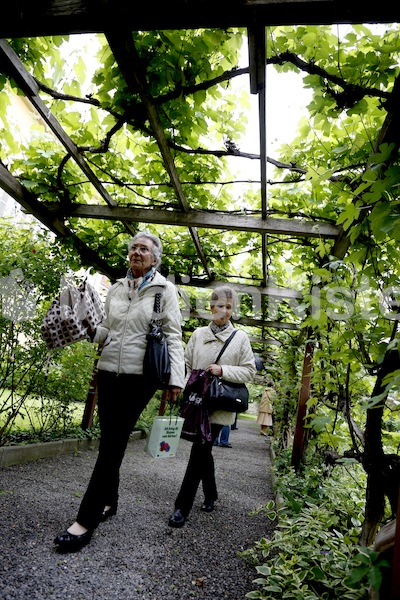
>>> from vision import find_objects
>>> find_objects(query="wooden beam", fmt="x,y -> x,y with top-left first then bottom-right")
0,163 -> 306,302
2,1 -> 398,38
235,315 -> 299,330
106,33 -> 190,213
0,163 -> 68,238
172,276 -> 303,299
248,336 -> 282,345
390,486 -> 400,600
291,340 -> 314,470
50,202 -> 340,238
0,164 -> 121,279
190,310 -> 300,330
1,163 -> 306,314
105,31 -> 213,279
248,25 -> 266,96
248,25 -> 269,286
260,83 -> 268,284
0,41 -> 116,210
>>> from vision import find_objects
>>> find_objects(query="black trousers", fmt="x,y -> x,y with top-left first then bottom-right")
76,370 -> 157,530
174,423 -> 223,518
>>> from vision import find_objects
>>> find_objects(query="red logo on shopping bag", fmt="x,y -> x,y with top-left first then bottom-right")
159,440 -> 170,452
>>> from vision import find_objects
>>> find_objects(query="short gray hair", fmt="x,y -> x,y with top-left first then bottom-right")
210,285 -> 238,310
127,231 -> 163,268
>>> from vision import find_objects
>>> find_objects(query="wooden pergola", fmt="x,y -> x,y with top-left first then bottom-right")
1,0 -> 399,446
2,1 -> 394,301
0,7 -> 398,360
2,4 -> 400,595
0,2 -> 396,318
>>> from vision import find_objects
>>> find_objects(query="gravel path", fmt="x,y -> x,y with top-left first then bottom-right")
0,420 -> 276,600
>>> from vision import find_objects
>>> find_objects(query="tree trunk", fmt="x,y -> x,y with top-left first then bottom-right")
360,349 -> 400,546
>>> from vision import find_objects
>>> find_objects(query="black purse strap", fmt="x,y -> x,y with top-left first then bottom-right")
214,330 -> 237,364
154,292 -> 162,313
151,292 -> 162,325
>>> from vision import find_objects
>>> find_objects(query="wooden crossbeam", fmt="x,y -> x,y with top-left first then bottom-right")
0,41 -> 114,209
0,38 -> 137,238
51,202 -> 339,238
105,31 -> 212,279
190,310 -> 300,330
173,277 -> 303,300
0,163 -> 122,279
2,1 -> 398,38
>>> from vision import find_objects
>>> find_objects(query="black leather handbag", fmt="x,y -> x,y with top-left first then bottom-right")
207,377 -> 249,413
207,331 -> 249,413
143,292 -> 171,388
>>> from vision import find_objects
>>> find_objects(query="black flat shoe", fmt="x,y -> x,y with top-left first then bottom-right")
168,509 -> 186,528
201,500 -> 215,513
54,529 -> 93,552
100,506 -> 117,522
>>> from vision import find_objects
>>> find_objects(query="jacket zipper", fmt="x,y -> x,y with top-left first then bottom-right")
117,285 -> 133,375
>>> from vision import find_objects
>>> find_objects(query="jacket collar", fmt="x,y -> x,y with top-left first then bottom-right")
118,270 -> 166,293
203,321 -> 235,343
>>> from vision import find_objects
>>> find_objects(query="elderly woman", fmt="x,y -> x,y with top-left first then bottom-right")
54,231 -> 185,552
168,285 -> 256,528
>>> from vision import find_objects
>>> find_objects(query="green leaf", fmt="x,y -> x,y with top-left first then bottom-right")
256,565 -> 271,576
336,203 -> 360,231
368,566 -> 383,591
74,56 -> 87,85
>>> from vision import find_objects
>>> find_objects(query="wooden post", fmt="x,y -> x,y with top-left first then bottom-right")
390,485 -> 400,599
291,341 -> 314,471
81,351 -> 101,430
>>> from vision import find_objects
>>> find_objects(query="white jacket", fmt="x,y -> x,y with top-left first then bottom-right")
94,271 -> 185,388
184,321 -> 256,425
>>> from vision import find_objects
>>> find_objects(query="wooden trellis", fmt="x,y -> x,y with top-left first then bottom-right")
2,7 -> 400,595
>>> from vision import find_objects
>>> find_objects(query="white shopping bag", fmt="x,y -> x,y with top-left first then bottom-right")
145,415 -> 184,459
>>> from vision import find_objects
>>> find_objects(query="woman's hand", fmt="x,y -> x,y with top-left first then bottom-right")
206,363 -> 223,377
82,319 -> 96,342
166,386 -> 182,404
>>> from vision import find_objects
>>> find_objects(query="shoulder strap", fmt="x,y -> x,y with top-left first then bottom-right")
153,292 -> 162,314
215,330 -> 237,364
150,291 -> 163,324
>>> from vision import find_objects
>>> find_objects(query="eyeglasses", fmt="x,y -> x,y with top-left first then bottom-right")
130,244 -> 152,254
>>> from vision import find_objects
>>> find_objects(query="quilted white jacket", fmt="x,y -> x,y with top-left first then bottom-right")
184,321 -> 256,425
93,271 -> 185,388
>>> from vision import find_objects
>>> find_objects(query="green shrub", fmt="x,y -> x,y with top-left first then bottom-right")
243,457 -> 390,599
